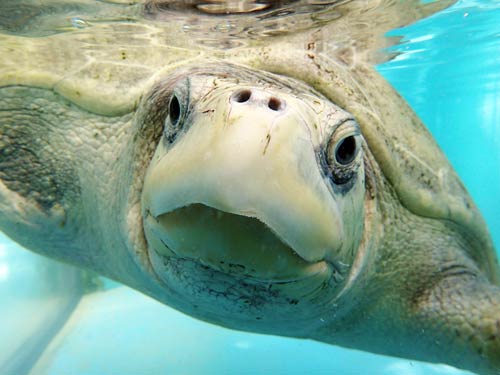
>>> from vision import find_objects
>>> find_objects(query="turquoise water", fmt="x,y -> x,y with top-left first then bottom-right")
1,1 -> 499,374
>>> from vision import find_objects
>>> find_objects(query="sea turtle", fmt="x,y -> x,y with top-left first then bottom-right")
0,0 -> 499,374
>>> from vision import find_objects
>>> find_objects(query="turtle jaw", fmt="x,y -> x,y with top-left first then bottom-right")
143,203 -> 333,283
142,202 -> 342,334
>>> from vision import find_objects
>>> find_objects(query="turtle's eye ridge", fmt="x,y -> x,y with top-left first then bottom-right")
169,94 -> 181,126
335,135 -> 357,165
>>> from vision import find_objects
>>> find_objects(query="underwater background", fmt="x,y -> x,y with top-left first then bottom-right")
1,1 -> 499,374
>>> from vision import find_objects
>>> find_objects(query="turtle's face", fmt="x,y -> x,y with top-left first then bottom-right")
140,67 -> 366,334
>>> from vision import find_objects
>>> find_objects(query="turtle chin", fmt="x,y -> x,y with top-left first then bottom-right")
142,204 -> 345,333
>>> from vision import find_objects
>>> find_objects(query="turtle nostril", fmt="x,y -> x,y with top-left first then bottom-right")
233,89 -> 252,103
268,97 -> 283,111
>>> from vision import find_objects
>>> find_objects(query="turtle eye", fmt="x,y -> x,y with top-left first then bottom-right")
164,91 -> 188,144
169,94 -> 181,126
326,124 -> 362,185
328,134 -> 360,168
335,135 -> 358,165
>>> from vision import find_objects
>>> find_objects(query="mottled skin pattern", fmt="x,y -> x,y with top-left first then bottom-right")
0,1 -> 499,374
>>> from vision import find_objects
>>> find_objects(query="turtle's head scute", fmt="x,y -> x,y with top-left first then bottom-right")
138,65 -> 367,332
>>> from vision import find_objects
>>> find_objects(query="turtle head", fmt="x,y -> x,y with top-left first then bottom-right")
139,65 -> 366,334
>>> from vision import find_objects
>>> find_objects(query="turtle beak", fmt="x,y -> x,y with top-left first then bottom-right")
142,87 -> 344,279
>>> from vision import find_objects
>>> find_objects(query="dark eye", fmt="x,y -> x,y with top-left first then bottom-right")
335,136 -> 357,165
169,94 -> 181,126
325,131 -> 361,185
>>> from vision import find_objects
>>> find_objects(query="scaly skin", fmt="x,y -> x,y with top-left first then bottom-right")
309,162 -> 500,374
417,277 -> 500,374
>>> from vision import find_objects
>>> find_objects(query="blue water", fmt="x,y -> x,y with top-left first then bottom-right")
1,1 -> 499,374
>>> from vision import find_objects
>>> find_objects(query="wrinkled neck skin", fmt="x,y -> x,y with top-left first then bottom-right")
312,153 -> 500,375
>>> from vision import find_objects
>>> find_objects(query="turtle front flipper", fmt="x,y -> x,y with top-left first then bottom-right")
413,271 -> 500,374
0,86 -> 79,255
0,85 -> 131,275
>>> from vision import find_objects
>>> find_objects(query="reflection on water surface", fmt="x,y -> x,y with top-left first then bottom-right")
0,0 -> 453,54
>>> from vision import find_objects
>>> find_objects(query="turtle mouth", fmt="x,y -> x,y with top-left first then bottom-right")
143,203 -> 332,283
